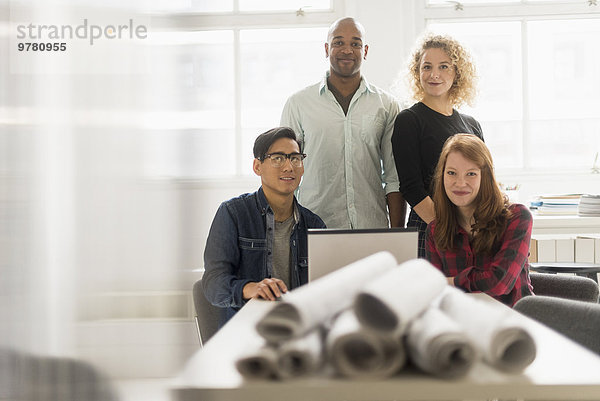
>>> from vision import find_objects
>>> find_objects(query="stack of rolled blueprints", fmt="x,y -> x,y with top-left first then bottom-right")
352,258 -> 476,379
242,252 -> 398,380
232,252 -> 536,381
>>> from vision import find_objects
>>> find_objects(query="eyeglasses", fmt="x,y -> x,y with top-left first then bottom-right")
261,152 -> 306,168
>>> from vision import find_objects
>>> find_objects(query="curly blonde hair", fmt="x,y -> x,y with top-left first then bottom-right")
407,33 -> 478,108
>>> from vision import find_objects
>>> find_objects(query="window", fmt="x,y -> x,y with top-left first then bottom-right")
144,31 -> 236,177
145,2 -> 336,178
426,1 -> 600,172
239,28 -> 328,173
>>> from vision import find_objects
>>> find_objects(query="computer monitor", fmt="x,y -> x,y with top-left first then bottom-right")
307,227 -> 418,281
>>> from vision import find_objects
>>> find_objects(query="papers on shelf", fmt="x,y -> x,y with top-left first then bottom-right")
578,194 -> 600,217
531,194 -> 581,216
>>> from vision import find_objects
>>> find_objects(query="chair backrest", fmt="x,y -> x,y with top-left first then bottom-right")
192,279 -> 221,346
530,272 -> 599,303
1,347 -> 119,401
514,295 -> 600,355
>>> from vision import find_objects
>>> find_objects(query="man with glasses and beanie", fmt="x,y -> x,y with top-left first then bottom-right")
202,127 -> 326,327
281,17 -> 406,229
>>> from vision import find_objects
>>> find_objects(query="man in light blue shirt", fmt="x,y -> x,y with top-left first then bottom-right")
281,17 -> 405,229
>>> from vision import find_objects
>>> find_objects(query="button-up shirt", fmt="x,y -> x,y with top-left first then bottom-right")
281,72 -> 401,229
203,187 -> 326,327
425,203 -> 534,306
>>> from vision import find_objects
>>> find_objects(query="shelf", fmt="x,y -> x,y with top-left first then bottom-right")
532,214 -> 600,235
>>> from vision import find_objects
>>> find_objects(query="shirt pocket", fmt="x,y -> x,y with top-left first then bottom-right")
297,256 -> 308,285
238,237 -> 266,250
360,114 -> 385,147
238,236 -> 267,280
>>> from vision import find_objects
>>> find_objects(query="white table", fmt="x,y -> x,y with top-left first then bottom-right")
172,296 -> 600,401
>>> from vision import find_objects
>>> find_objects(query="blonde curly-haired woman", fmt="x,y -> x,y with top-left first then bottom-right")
392,33 -> 484,257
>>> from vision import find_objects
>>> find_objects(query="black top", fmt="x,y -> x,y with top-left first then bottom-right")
391,102 -> 484,207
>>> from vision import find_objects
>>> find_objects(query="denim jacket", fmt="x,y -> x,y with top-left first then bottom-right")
202,187 -> 326,326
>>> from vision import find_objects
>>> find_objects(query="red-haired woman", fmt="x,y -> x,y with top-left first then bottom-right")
425,134 -> 533,306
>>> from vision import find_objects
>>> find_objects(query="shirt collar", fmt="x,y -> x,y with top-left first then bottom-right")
256,187 -> 272,215
257,186 -> 300,224
292,201 -> 299,225
318,70 -> 373,95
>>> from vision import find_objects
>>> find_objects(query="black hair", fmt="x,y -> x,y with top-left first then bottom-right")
253,127 -> 299,160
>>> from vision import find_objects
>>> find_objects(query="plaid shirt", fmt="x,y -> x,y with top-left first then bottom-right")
425,203 -> 534,306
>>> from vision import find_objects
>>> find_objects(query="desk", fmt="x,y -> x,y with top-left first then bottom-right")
173,297 -> 600,401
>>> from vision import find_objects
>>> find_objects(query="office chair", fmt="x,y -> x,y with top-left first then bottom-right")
529,272 -> 599,303
514,296 -> 600,355
192,278 -> 221,346
0,347 -> 119,401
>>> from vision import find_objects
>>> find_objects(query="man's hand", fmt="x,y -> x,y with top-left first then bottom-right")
446,276 -> 455,286
242,278 -> 288,301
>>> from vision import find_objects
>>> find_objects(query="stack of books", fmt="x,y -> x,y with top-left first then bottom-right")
578,194 -> 600,217
532,194 -> 581,216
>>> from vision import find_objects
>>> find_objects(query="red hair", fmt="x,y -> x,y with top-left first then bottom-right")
432,134 -> 510,253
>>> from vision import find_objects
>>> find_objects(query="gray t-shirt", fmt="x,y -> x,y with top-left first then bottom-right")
272,215 -> 295,288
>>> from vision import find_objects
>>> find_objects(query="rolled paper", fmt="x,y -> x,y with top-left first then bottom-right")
277,328 -> 324,379
235,342 -> 280,380
326,309 -> 406,379
439,288 -> 536,373
256,252 -> 397,343
406,307 -> 476,378
354,258 -> 447,337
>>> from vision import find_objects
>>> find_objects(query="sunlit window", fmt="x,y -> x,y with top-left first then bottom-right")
428,21 -> 523,169
144,25 -> 329,178
145,31 -> 236,177
239,27 -> 328,173
428,14 -> 600,171
527,19 -> 600,169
